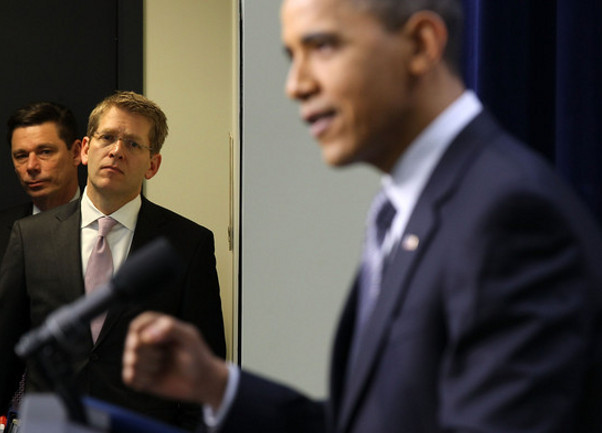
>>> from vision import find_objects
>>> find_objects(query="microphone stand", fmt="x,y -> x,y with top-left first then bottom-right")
14,238 -> 180,428
23,325 -> 90,426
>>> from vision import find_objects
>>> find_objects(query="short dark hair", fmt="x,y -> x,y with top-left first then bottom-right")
7,101 -> 79,149
351,0 -> 463,74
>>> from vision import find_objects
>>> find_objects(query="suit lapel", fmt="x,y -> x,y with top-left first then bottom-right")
53,201 -> 86,305
329,276 -> 360,424
337,203 -> 438,432
43,200 -> 98,365
128,197 -> 165,252
334,112 -> 498,432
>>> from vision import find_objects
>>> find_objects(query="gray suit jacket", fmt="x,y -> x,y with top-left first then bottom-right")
0,196 -> 226,429
0,202 -> 32,260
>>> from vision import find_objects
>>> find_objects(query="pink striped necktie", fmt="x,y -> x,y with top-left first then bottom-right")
85,216 -> 118,342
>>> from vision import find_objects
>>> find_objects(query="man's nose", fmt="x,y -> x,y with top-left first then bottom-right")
285,58 -> 318,101
26,154 -> 41,172
109,139 -> 126,159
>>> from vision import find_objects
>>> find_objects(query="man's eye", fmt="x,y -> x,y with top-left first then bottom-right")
128,140 -> 140,149
13,153 -> 27,161
312,38 -> 338,53
97,134 -> 115,146
315,41 -> 331,50
37,149 -> 54,159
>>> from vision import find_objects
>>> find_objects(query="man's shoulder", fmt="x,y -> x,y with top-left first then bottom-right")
139,197 -> 214,237
12,200 -> 80,233
449,111 -> 564,192
440,111 -> 601,237
0,202 -> 32,225
0,202 -> 33,256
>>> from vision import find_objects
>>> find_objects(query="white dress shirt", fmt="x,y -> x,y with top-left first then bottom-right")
80,187 -> 141,276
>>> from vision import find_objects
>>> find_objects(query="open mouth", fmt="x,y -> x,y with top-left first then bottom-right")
305,110 -> 336,138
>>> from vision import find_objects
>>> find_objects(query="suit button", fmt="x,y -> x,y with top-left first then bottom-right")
90,353 -> 100,361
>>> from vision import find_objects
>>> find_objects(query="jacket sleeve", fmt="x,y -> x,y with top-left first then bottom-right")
218,371 -> 327,433
179,229 -> 226,359
0,223 -> 29,414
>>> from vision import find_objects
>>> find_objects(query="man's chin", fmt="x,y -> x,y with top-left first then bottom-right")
321,149 -> 357,169
26,188 -> 50,197
320,143 -> 350,167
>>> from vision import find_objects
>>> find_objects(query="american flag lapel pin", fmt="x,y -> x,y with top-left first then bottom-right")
402,234 -> 420,251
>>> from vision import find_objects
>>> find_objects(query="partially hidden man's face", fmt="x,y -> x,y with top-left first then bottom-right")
81,106 -> 161,205
11,121 -> 81,208
281,0 -> 414,172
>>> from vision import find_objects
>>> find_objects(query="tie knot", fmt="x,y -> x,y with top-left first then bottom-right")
374,196 -> 396,246
97,216 -> 117,237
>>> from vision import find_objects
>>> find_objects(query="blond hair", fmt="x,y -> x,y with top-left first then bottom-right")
87,91 -> 168,154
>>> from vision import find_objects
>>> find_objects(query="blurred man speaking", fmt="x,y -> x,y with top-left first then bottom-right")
122,1 -> 602,432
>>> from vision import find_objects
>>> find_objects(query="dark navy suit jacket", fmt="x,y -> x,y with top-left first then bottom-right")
218,112 -> 602,433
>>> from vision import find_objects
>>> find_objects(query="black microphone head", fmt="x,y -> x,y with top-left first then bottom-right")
112,237 -> 182,300
15,238 -> 181,359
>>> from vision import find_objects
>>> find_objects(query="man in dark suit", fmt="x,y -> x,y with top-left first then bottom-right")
0,91 -> 226,430
121,1 -> 602,432
0,102 -> 82,258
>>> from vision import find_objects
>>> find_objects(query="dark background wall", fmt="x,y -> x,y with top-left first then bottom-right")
0,0 -> 142,209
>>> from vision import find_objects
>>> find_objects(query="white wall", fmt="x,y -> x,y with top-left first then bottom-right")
240,0 -> 379,397
143,0 -> 238,360
144,0 -> 381,399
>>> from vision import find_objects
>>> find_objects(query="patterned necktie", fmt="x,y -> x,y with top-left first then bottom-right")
357,192 -> 397,327
85,216 -> 117,342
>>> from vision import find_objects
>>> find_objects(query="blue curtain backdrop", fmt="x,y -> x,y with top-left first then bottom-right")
462,0 -> 602,224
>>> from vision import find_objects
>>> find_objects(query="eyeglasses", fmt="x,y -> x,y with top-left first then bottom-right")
92,133 -> 152,153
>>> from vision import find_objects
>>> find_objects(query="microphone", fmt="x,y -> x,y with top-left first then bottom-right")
15,237 -> 181,359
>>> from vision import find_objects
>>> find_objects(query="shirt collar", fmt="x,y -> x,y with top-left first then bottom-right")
382,90 -> 483,213
81,186 -> 141,231
32,187 -> 81,216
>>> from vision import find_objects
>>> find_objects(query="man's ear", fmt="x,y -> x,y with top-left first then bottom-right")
71,139 -> 82,166
403,11 -> 448,76
81,137 -> 90,166
145,153 -> 162,180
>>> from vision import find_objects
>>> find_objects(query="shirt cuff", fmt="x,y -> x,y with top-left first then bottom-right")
202,363 -> 240,431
